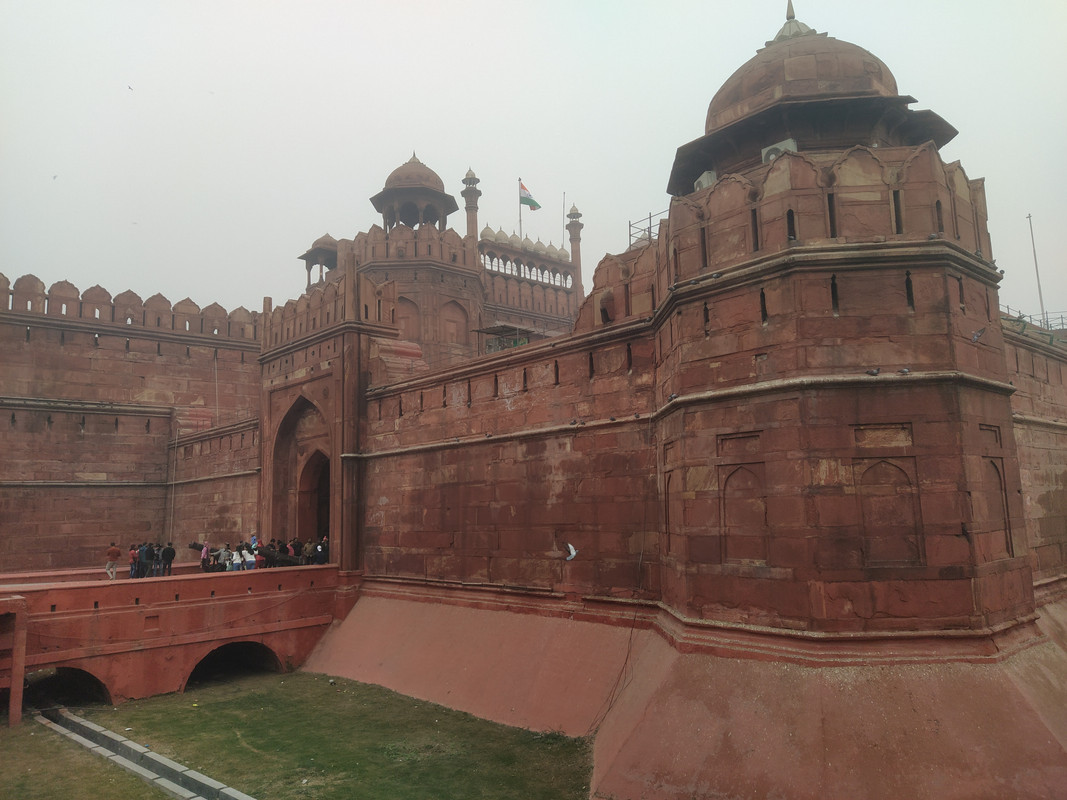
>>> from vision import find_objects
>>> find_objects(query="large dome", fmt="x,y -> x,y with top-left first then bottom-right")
705,28 -> 898,135
384,153 -> 446,193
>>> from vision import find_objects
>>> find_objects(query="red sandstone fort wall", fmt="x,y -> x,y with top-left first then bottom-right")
362,333 -> 660,598
168,420 -> 261,555
1003,321 -> 1067,582
0,274 -> 263,571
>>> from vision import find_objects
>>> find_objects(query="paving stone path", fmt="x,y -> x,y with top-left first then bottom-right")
35,708 -> 256,800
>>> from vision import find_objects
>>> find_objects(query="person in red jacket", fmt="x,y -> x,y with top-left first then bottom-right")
105,542 -> 122,580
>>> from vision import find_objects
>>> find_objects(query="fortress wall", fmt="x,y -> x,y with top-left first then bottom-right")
362,333 -> 659,598
0,275 -> 263,571
1003,322 -> 1067,583
168,420 -> 261,555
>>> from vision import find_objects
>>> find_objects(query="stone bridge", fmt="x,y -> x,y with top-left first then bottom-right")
0,566 -> 357,725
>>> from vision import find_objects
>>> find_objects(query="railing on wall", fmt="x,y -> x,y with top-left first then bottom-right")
1001,305 -> 1067,331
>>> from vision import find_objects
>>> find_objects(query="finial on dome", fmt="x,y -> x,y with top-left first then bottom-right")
771,1 -> 814,43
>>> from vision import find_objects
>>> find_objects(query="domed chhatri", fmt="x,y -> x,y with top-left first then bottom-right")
383,152 -> 447,193
667,2 -> 956,195
371,153 -> 459,230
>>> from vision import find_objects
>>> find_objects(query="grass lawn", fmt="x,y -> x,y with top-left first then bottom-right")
21,671 -> 591,800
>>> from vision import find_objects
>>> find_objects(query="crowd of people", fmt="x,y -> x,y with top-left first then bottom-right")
103,536 -> 330,579
105,542 -> 178,579
197,535 -> 330,572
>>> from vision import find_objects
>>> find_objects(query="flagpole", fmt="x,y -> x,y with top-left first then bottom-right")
518,177 -> 523,242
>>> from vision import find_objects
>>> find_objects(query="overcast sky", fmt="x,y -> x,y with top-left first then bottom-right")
2,1 -> 1064,324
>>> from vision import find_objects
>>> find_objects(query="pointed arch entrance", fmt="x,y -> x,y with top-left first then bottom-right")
271,397 -> 332,555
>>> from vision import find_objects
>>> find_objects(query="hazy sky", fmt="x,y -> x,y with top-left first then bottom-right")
2,1 -> 1064,322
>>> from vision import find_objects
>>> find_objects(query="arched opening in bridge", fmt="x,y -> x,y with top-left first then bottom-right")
298,449 -> 330,544
23,667 -> 112,708
186,642 -> 283,689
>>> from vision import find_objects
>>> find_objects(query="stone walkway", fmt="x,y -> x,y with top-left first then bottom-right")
34,708 -> 256,800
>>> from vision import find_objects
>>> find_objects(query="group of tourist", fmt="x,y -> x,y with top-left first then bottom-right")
198,535 -> 330,572
103,542 -> 176,580
104,536 -> 330,579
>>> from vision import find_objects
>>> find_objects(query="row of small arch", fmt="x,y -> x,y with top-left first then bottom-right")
482,255 -> 575,288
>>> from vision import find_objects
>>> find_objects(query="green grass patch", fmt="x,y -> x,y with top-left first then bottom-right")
0,712 -> 166,800
65,671 -> 592,799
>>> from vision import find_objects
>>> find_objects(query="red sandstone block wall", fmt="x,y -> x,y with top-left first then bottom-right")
1003,327 -> 1067,582
0,284 -> 263,573
169,422 -> 261,554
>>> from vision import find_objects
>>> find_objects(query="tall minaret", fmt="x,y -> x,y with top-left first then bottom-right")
461,168 -> 481,239
566,204 -> 584,274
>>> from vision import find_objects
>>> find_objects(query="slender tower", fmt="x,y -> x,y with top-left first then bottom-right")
461,168 -> 481,239
566,204 -> 584,275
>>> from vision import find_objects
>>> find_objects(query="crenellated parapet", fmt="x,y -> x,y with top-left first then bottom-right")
0,272 -> 261,344
578,141 -> 997,339
342,224 -> 472,271
661,142 -> 994,288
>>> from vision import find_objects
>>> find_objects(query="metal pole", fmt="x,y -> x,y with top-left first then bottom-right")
1026,213 -> 1047,328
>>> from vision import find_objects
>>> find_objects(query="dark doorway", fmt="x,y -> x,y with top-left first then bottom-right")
298,450 -> 330,547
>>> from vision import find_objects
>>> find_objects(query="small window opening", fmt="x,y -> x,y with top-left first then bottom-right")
786,209 -> 797,241
893,190 -> 904,235
760,289 -> 768,325
493,374 -> 499,397
905,271 -> 915,311
827,194 -> 837,238
935,200 -> 944,234
957,276 -> 965,310
522,368 -> 528,391
751,208 -> 760,251
703,302 -> 710,337
699,225 -> 708,269
442,385 -> 447,408
588,352 -> 595,379
626,343 -> 633,372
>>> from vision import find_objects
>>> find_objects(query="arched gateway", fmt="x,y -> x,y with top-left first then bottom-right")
271,398 -> 332,553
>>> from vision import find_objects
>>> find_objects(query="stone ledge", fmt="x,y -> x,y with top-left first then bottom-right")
35,710 -> 258,800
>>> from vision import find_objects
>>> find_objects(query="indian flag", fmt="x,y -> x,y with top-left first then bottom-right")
519,181 -> 541,211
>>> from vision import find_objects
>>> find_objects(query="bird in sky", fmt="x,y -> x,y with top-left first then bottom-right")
565,543 -> 578,561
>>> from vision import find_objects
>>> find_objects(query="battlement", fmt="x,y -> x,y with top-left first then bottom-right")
345,224 -> 471,270
0,273 -> 261,345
